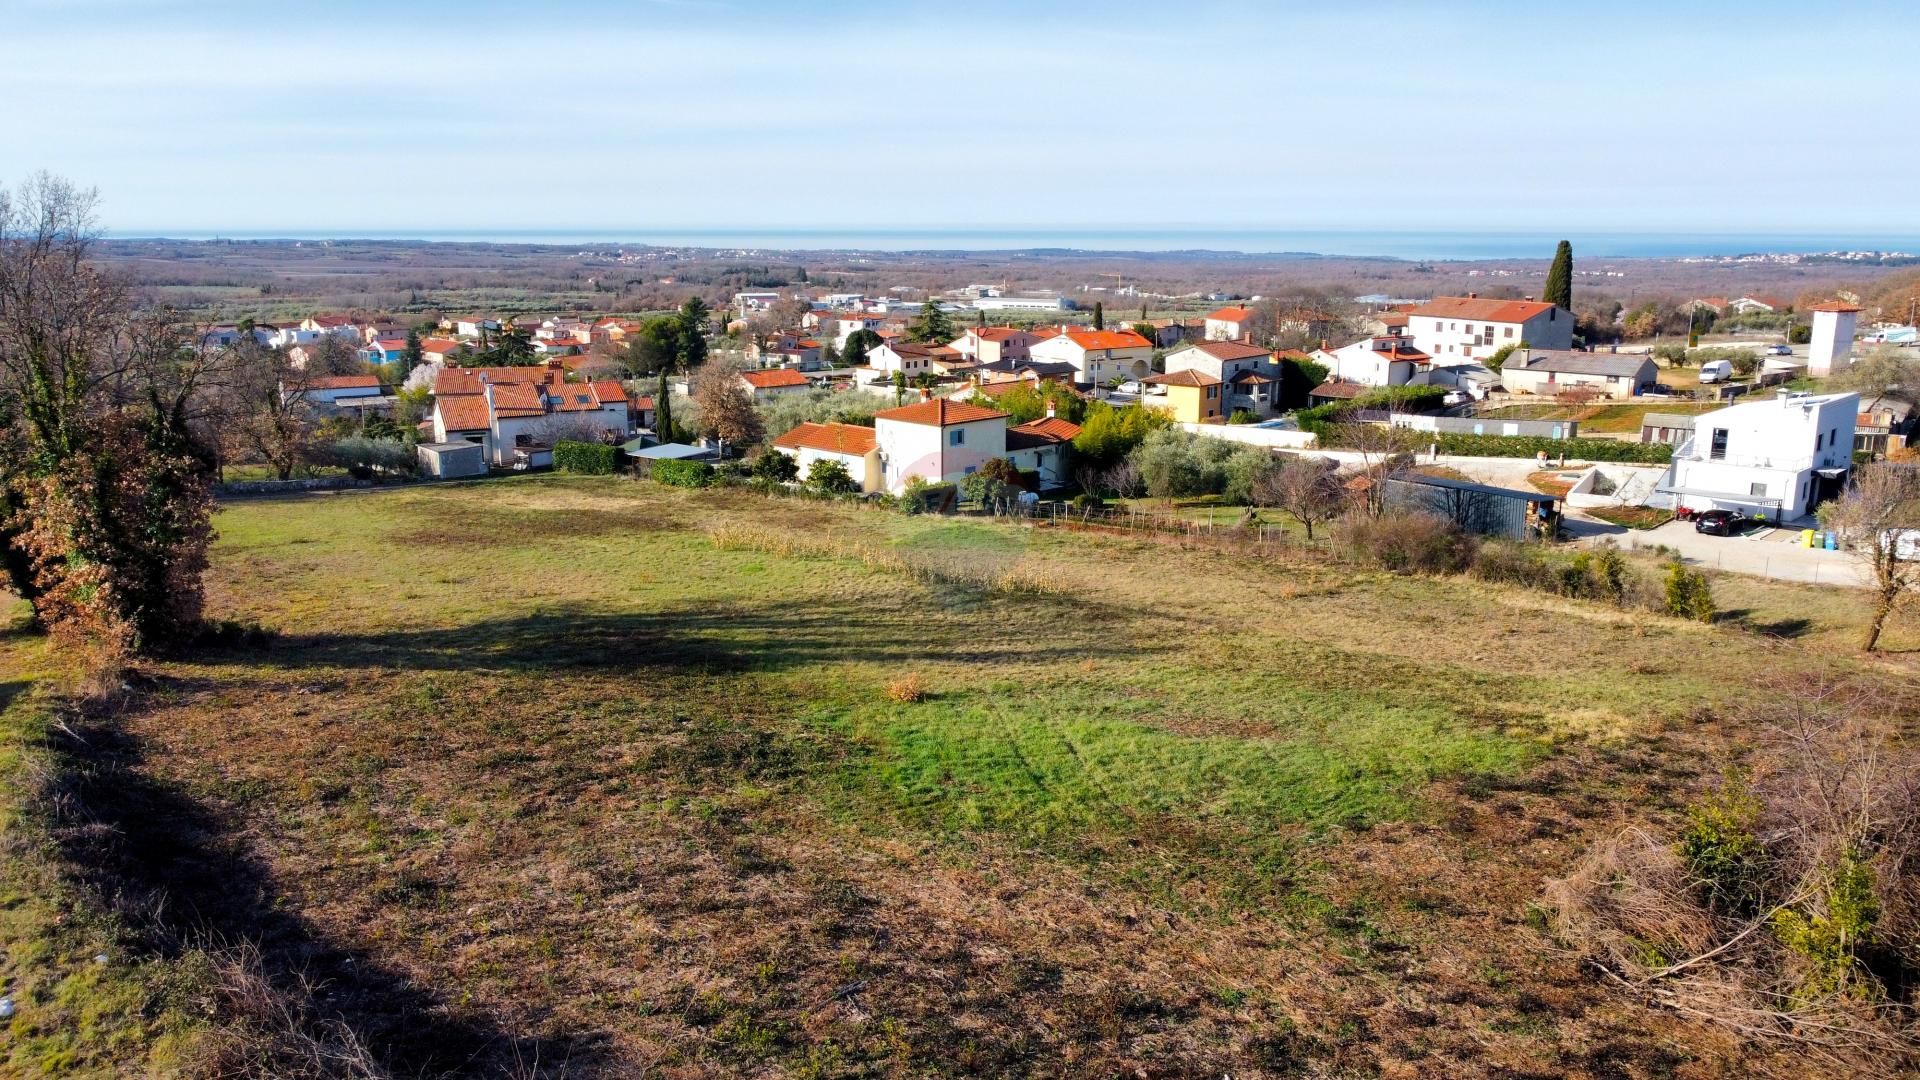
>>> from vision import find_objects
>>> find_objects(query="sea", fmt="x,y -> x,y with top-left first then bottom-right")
102,227 -> 1920,262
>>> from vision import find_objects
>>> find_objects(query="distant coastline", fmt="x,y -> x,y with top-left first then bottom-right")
100,228 -> 1920,263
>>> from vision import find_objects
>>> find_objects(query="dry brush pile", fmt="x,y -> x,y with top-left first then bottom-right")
1546,676 -> 1920,1075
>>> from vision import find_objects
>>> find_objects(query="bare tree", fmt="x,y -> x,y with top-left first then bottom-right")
1339,423 -> 1421,517
1253,456 -> 1346,539
221,341 -> 320,481
689,358 -> 762,454
1822,462 -> 1920,651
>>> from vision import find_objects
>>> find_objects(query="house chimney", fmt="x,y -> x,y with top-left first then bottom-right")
1045,400 -> 1056,419
1524,295 -> 1535,302
1467,292 -> 1478,299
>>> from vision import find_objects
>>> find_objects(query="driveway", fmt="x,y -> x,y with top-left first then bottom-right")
1569,518 -> 1867,587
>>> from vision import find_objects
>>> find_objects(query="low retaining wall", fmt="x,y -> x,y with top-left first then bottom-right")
217,477 -> 374,496
1180,423 -> 1319,450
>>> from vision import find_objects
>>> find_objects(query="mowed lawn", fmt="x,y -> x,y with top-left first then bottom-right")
6,474 -> 1901,1077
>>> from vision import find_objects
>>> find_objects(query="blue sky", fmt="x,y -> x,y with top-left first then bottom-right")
6,0 -> 1914,235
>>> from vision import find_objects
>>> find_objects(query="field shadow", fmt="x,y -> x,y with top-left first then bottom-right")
41,713 -> 596,1077
1715,608 -> 1816,639
193,595 -> 1168,675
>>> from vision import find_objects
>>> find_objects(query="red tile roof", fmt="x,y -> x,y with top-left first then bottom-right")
1207,306 -> 1255,322
421,337 -> 465,354
436,395 -> 491,431
1010,416 -> 1081,441
434,366 -> 557,395
873,398 -> 1008,426
1310,378 -> 1368,400
1061,329 -> 1151,350
588,379 -> 629,404
741,368 -> 811,389
773,421 -> 878,456
1810,301 -> 1864,313
489,382 -> 545,416
1409,296 -> 1557,323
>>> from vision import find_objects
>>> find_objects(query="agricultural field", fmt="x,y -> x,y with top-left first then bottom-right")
3,476 -> 1915,1078
1482,400 -> 1720,437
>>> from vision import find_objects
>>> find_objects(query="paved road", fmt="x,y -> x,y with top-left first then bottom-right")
1567,517 -> 1867,587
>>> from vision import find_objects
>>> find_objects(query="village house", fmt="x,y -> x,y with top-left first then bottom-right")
1728,295 -> 1790,315
421,337 -> 466,365
300,315 -> 362,341
283,374 -> 383,407
872,398 -> 1010,493
739,368 -> 812,401
948,326 -> 1040,365
1659,390 -> 1858,522
1004,414 -> 1080,490
1142,369 -> 1224,423
1325,334 -> 1434,388
1499,350 -> 1657,399
1026,327 -> 1154,386
1162,339 -> 1283,416
1203,305 -> 1255,342
771,422 -> 883,493
430,367 -> 632,466
1405,295 -> 1572,361
361,338 -> 411,367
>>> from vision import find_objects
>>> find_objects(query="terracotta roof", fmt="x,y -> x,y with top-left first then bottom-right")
489,382 -> 545,416
1230,370 -> 1275,384
1010,416 -> 1081,441
966,327 -> 1029,342
434,366 -> 557,395
421,337 -> 465,354
1187,340 -> 1270,361
773,421 -> 878,456
1271,349 -> 1314,361
588,379 -> 629,404
546,386 -> 608,412
1810,301 -> 1864,313
1207,306 -> 1255,322
1409,296 -> 1558,323
873,398 -> 1008,426
1144,370 -> 1223,387
436,395 -> 491,431
1061,329 -> 1151,350
741,368 -> 811,389
309,315 -> 355,327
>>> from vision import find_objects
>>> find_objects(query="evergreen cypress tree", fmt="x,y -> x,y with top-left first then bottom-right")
1544,240 -> 1573,311
655,371 -> 673,440
1093,301 -> 1105,330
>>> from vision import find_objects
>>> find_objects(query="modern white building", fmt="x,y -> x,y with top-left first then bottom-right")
872,398 -> 1009,493
1659,390 -> 1858,522
1405,296 -> 1573,362
1808,301 -> 1862,377
971,295 -> 1075,312
1324,335 -> 1433,388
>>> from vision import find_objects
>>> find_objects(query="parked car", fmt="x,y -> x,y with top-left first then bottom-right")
1697,359 -> 1734,384
1765,344 -> 1794,356
1694,509 -> 1745,536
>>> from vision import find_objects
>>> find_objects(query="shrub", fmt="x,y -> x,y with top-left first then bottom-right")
1227,408 -> 1258,425
750,449 -> 799,483
1677,775 -> 1766,916
805,458 -> 859,496
898,477 -> 955,515
1663,559 -> 1715,622
1332,512 -> 1475,575
651,458 -> 714,488
884,673 -> 928,703
329,435 -> 416,478
1129,428 -> 1243,500
553,439 -> 617,475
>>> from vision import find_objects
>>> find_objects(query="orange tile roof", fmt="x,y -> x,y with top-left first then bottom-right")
968,327 -> 1029,342
1145,370 -> 1223,387
741,368 -> 811,389
1810,301 -> 1863,313
1062,329 -> 1151,350
1409,296 -> 1557,323
434,366 -> 557,395
436,395 -> 491,431
1207,306 -> 1255,322
489,382 -> 545,416
588,379 -> 629,404
1010,416 -> 1081,441
547,386 -> 606,412
773,421 -> 878,456
873,398 -> 1008,426
421,337 -> 464,354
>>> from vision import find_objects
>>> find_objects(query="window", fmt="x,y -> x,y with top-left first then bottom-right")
1749,482 -> 1768,497
1504,326 -> 1515,338
948,428 -> 966,446
1816,432 -> 1824,450
963,465 -> 977,475
1709,428 -> 1728,460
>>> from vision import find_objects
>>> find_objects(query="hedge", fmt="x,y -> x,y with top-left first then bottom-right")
1430,433 -> 1673,463
554,439 -> 617,475
651,458 -> 714,487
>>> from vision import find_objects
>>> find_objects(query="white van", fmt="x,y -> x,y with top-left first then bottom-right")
1697,359 -> 1733,384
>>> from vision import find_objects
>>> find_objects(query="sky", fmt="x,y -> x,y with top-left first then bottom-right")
5,0 -> 1916,238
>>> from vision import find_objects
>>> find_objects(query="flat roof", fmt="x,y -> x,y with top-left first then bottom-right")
1388,471 -> 1554,503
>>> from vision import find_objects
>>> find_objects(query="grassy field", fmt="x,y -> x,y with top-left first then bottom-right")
1482,400 -> 1720,435
3,475 -> 1915,1077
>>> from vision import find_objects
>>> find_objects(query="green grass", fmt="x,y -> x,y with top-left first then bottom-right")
1,475 -> 1907,1076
